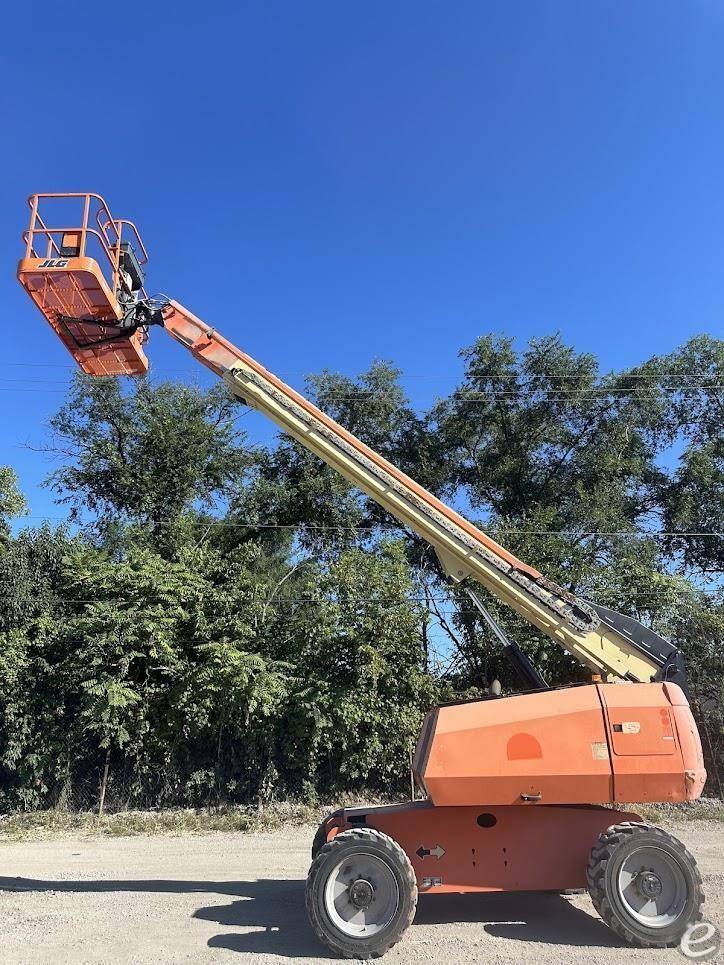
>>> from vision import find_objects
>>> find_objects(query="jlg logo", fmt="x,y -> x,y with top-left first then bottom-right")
38,258 -> 69,268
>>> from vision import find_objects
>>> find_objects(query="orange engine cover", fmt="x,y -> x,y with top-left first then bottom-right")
413,683 -> 705,806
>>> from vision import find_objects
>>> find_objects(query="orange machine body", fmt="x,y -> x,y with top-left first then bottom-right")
315,682 -> 704,894
319,802 -> 645,894
414,683 -> 706,807
17,194 -> 149,376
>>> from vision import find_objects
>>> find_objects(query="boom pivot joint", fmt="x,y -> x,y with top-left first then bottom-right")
56,297 -> 166,351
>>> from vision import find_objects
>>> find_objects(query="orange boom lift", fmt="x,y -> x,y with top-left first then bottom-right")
18,194 -> 708,959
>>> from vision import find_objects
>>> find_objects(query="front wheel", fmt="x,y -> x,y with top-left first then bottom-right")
306,827 -> 417,959
587,821 -> 704,948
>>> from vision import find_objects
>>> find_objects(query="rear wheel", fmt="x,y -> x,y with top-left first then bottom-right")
587,822 -> 704,948
311,815 -> 334,860
306,827 -> 417,959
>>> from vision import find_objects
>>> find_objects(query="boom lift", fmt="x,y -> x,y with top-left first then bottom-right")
18,194 -> 707,959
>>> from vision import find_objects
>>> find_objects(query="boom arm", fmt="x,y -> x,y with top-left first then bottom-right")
158,299 -> 686,689
16,192 -> 686,691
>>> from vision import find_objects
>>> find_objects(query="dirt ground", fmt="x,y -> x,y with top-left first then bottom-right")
0,821 -> 721,965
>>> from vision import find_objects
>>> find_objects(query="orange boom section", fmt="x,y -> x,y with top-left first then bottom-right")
17,193 -> 150,375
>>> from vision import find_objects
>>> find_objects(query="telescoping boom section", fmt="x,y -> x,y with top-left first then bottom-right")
159,301 -> 685,686
17,193 -> 686,690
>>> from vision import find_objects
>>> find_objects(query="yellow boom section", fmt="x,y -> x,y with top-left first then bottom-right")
161,300 -> 662,684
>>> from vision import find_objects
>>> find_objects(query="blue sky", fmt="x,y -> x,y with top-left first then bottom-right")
1,0 -> 723,524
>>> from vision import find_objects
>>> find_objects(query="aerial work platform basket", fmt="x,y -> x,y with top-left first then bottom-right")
17,193 -> 151,375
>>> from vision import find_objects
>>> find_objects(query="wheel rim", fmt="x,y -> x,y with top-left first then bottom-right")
323,852 -> 400,937
617,845 -> 688,928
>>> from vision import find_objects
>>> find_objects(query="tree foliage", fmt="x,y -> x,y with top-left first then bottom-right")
0,333 -> 721,811
0,466 -> 27,537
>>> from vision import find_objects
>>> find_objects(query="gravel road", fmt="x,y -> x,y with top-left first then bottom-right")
0,821 -> 721,964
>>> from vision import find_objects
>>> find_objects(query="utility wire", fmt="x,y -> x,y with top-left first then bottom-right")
1,383 -> 721,397
15,515 -> 723,537
0,360 -> 720,381
27,597 -> 722,608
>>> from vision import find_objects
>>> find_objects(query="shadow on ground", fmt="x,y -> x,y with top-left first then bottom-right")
0,875 -> 328,959
0,875 -> 625,959
418,891 -> 624,946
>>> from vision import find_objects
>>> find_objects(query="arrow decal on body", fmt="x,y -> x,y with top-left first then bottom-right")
416,844 -> 446,860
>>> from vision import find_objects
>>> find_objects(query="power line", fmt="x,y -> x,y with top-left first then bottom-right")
0,359 -> 720,380
1,379 -> 721,396
14,515 -> 724,537
25,590 -> 723,604
24,599 -> 720,613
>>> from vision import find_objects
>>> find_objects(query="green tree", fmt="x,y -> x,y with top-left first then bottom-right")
0,466 -> 27,537
80,676 -> 140,815
44,375 -> 251,552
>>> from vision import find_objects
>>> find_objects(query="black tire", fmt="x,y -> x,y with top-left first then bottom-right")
311,816 -> 332,860
306,827 -> 417,959
586,821 -> 704,948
